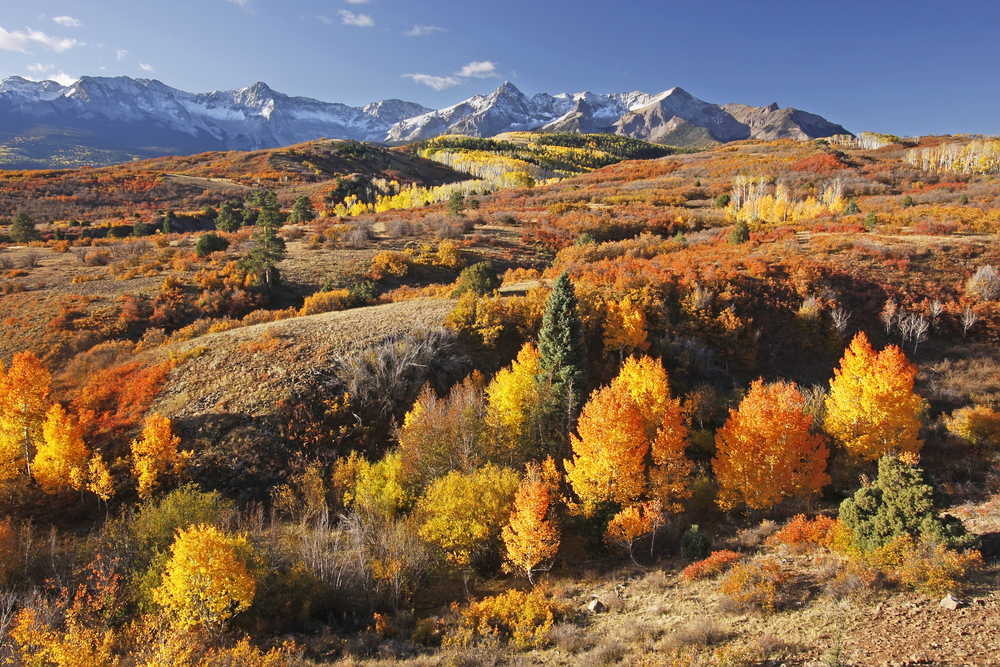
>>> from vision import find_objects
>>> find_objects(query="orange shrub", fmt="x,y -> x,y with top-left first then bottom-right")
369,251 -> 411,280
445,586 -> 562,650
767,514 -> 838,550
718,557 -> 789,611
682,550 -> 743,581
868,536 -> 983,596
299,289 -> 352,316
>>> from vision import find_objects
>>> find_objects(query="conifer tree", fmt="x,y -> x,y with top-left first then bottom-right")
287,195 -> 316,223
10,213 -> 39,243
215,202 -> 241,232
246,189 -> 286,287
538,272 -> 588,419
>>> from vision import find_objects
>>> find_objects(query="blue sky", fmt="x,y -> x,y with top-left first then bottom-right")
1,0 -> 998,137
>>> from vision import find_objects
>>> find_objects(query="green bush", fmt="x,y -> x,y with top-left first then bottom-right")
680,524 -> 712,562
843,199 -> 860,215
864,212 -> 878,231
839,456 -> 972,553
728,220 -> 749,245
451,261 -> 501,297
715,194 -> 731,209
195,232 -> 230,257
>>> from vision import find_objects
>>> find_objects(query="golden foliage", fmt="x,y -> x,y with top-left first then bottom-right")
564,383 -> 648,513
299,289 -> 352,316
485,343 -> 543,463
0,351 -> 51,481
603,500 -> 663,563
713,380 -> 830,511
502,477 -> 560,583
945,404 -> 1000,451
417,463 -> 520,567
824,332 -> 923,460
152,524 -> 256,632
603,296 -> 649,356
131,413 -> 186,499
445,586 -> 561,651
33,403 -> 90,495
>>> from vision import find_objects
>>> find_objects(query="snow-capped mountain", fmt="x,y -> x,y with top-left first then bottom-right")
0,75 -> 849,167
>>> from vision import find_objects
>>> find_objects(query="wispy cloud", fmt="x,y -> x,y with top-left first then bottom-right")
406,24 -> 446,37
53,16 -> 82,28
343,0 -> 370,3
318,15 -> 333,24
0,25 -> 79,52
26,63 -> 53,73
402,73 -> 462,91
226,0 -> 254,12
138,62 -> 154,72
116,49 -> 128,60
338,10 -> 374,27
456,61 -> 497,78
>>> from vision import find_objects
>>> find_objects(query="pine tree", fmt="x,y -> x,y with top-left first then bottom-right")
246,189 -> 286,287
10,213 -> 39,243
287,195 -> 316,223
538,272 -> 588,419
215,202 -> 241,232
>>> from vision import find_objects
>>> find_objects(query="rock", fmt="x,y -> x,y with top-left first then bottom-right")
940,594 -> 964,610
587,597 -> 606,613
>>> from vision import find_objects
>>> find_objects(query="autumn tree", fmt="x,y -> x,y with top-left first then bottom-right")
603,296 -> 649,360
502,464 -> 561,584
417,464 -> 520,569
603,500 -> 663,567
611,355 -> 693,512
0,351 -> 51,479
485,343 -> 548,465
713,380 -> 830,511
131,413 -> 185,499
538,271 -> 588,419
397,374 -> 488,489
32,404 -> 90,495
87,454 -> 115,509
564,384 -> 647,514
153,524 -> 256,634
824,332 -> 923,460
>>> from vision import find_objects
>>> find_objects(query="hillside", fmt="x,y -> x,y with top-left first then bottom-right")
0,134 -> 998,665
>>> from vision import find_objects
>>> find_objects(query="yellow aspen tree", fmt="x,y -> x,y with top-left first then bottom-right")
564,384 -> 647,514
713,380 -> 830,511
502,476 -> 561,584
0,351 -> 51,479
824,332 -> 923,460
33,404 -> 90,495
603,296 -> 649,360
611,355 -> 671,439
131,413 -> 185,499
153,524 -> 256,634
485,342 -> 543,463
87,455 -> 115,506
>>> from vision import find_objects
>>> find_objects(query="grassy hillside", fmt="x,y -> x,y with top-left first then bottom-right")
0,134 -> 998,665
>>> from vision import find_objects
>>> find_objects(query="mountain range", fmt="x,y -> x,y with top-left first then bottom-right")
0,75 -> 850,168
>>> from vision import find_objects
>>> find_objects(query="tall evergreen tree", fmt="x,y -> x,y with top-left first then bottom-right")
246,189 -> 286,287
215,202 -> 241,232
10,213 -> 39,243
287,195 -> 316,223
538,271 -> 588,420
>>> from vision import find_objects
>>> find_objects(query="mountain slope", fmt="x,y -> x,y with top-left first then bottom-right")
0,75 -> 850,168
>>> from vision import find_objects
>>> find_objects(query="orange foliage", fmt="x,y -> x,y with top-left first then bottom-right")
682,550 -> 743,581
72,361 -> 173,439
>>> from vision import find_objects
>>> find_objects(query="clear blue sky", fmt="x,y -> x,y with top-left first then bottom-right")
1,0 -> 998,137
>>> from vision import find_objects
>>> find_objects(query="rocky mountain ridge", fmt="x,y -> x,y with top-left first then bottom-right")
0,75 -> 850,167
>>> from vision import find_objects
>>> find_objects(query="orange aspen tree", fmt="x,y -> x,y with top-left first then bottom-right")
824,332 -> 923,460
502,474 -> 561,584
603,296 -> 649,360
603,500 -> 663,567
611,355 -> 671,439
33,404 -> 90,495
0,352 -> 51,478
564,384 -> 647,513
131,413 -> 185,499
713,380 -> 830,511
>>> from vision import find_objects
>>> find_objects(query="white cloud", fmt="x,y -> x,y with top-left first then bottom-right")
318,15 -> 333,24
138,62 -> 154,72
226,0 -> 254,12
116,49 -> 128,60
403,73 -> 462,91
339,10 -> 374,27
0,25 -> 78,52
343,0 -> 370,3
52,16 -> 82,28
26,62 -> 54,73
406,24 -> 446,36
455,61 -> 497,78
25,69 -> 77,86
